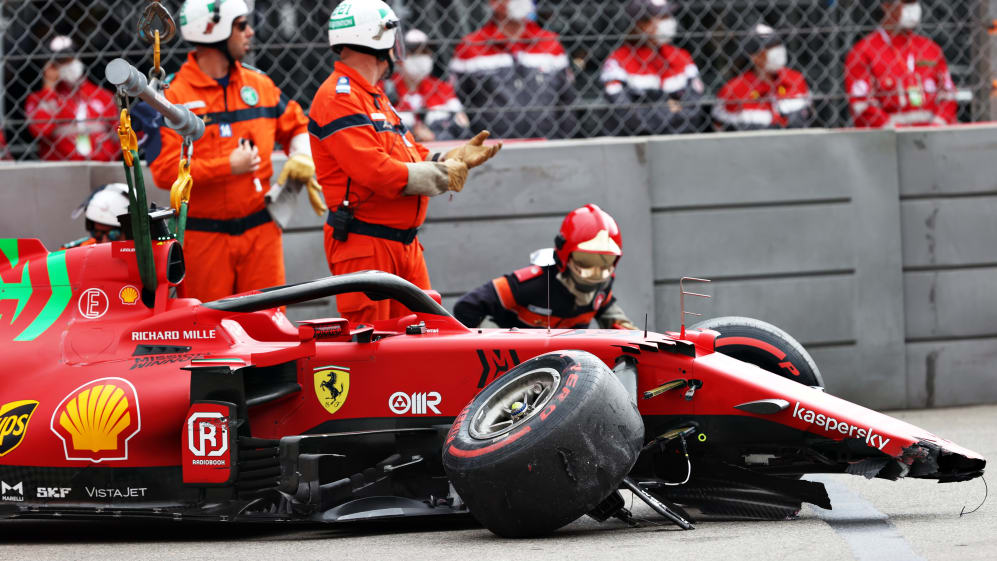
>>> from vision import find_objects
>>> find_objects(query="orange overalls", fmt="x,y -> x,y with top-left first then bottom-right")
150,52 -> 308,303
309,62 -> 432,325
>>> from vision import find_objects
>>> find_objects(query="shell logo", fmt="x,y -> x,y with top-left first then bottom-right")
119,285 -> 140,305
50,378 -> 141,463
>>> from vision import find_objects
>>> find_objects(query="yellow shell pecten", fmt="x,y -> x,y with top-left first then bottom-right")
58,384 -> 132,452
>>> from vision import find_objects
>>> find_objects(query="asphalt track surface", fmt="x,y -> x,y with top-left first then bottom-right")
0,405 -> 993,561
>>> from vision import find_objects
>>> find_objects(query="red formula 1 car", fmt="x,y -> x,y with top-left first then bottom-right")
0,218 -> 986,537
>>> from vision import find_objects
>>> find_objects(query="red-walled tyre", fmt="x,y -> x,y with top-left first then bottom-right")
693,316 -> 824,388
443,350 -> 644,538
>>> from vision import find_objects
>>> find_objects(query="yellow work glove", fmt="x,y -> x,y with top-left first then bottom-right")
278,153 -> 326,216
306,178 -> 328,216
444,130 -> 503,169
278,152 -> 316,185
445,159 -> 469,192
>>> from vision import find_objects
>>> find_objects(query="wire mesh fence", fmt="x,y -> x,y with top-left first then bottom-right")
0,0 -> 990,161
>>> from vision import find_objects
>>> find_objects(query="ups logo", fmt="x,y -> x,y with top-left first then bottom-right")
0,400 -> 39,457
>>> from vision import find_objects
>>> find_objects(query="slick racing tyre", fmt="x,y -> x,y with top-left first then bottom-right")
692,316 -> 824,388
443,350 -> 643,538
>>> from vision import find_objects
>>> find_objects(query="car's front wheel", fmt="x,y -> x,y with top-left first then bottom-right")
443,350 -> 644,538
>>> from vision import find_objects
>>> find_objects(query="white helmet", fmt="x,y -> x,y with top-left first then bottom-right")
72,183 -> 130,227
328,0 -> 403,58
180,0 -> 249,44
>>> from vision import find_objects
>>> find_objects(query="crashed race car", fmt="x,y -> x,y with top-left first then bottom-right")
0,42 -> 985,537
0,226 -> 986,537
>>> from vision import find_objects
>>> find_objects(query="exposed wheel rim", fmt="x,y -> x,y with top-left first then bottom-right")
468,367 -> 561,440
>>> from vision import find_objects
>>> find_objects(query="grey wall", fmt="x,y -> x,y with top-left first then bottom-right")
2,127 -> 994,410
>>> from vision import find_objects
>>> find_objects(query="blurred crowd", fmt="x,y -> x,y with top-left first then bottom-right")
3,0 -> 968,162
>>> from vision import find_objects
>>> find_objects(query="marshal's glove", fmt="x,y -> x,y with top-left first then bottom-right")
444,130 -> 503,169
445,159 -> 469,192
278,153 -> 327,216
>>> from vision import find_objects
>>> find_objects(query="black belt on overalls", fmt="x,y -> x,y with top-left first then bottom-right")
186,208 -> 273,236
326,213 -> 419,245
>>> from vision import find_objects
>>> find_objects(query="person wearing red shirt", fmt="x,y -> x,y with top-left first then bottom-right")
25,36 -> 119,161
312,0 -> 501,325
601,0 -> 707,136
387,29 -> 471,143
845,0 -> 957,128
713,24 -> 814,131
449,0 -> 578,139
150,0 -> 314,303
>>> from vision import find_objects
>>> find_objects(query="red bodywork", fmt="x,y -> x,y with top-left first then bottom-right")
0,238 -> 985,517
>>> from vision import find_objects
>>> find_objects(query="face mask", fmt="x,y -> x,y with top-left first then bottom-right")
655,18 -> 678,44
566,255 -> 614,293
506,0 -> 534,22
764,45 -> 787,73
58,59 -> 84,85
899,3 -> 922,30
402,55 -> 433,83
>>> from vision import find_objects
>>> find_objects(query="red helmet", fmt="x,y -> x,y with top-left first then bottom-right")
554,204 -> 623,272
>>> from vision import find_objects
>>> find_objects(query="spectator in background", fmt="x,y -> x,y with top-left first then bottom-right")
845,0 -> 956,128
387,29 -> 472,143
25,36 -> 120,161
0,128 -> 9,161
450,0 -> 578,139
601,0 -> 707,136
713,24 -> 813,131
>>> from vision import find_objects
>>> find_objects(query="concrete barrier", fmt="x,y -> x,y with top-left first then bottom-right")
1,126 -> 995,410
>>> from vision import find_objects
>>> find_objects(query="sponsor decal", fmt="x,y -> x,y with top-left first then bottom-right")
328,16 -> 355,30
791,402 -> 891,451
131,330 -> 216,341
330,2 -> 351,17
131,352 -> 204,370
476,349 -> 521,388
0,400 -> 38,456
182,403 -> 234,484
314,365 -> 350,415
1,481 -> 24,502
336,76 -> 351,95
37,487 -> 71,499
189,357 -> 246,368
187,412 -> 228,458
389,392 -> 441,415
240,86 -> 259,107
85,487 -> 147,499
51,378 -> 141,462
119,285 -> 139,305
0,241 -> 72,342
78,288 -> 109,319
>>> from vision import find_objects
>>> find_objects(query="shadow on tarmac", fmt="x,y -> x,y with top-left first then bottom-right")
0,514 -> 483,544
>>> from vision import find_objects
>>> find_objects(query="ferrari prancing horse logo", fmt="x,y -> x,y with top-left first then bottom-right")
313,366 -> 350,415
